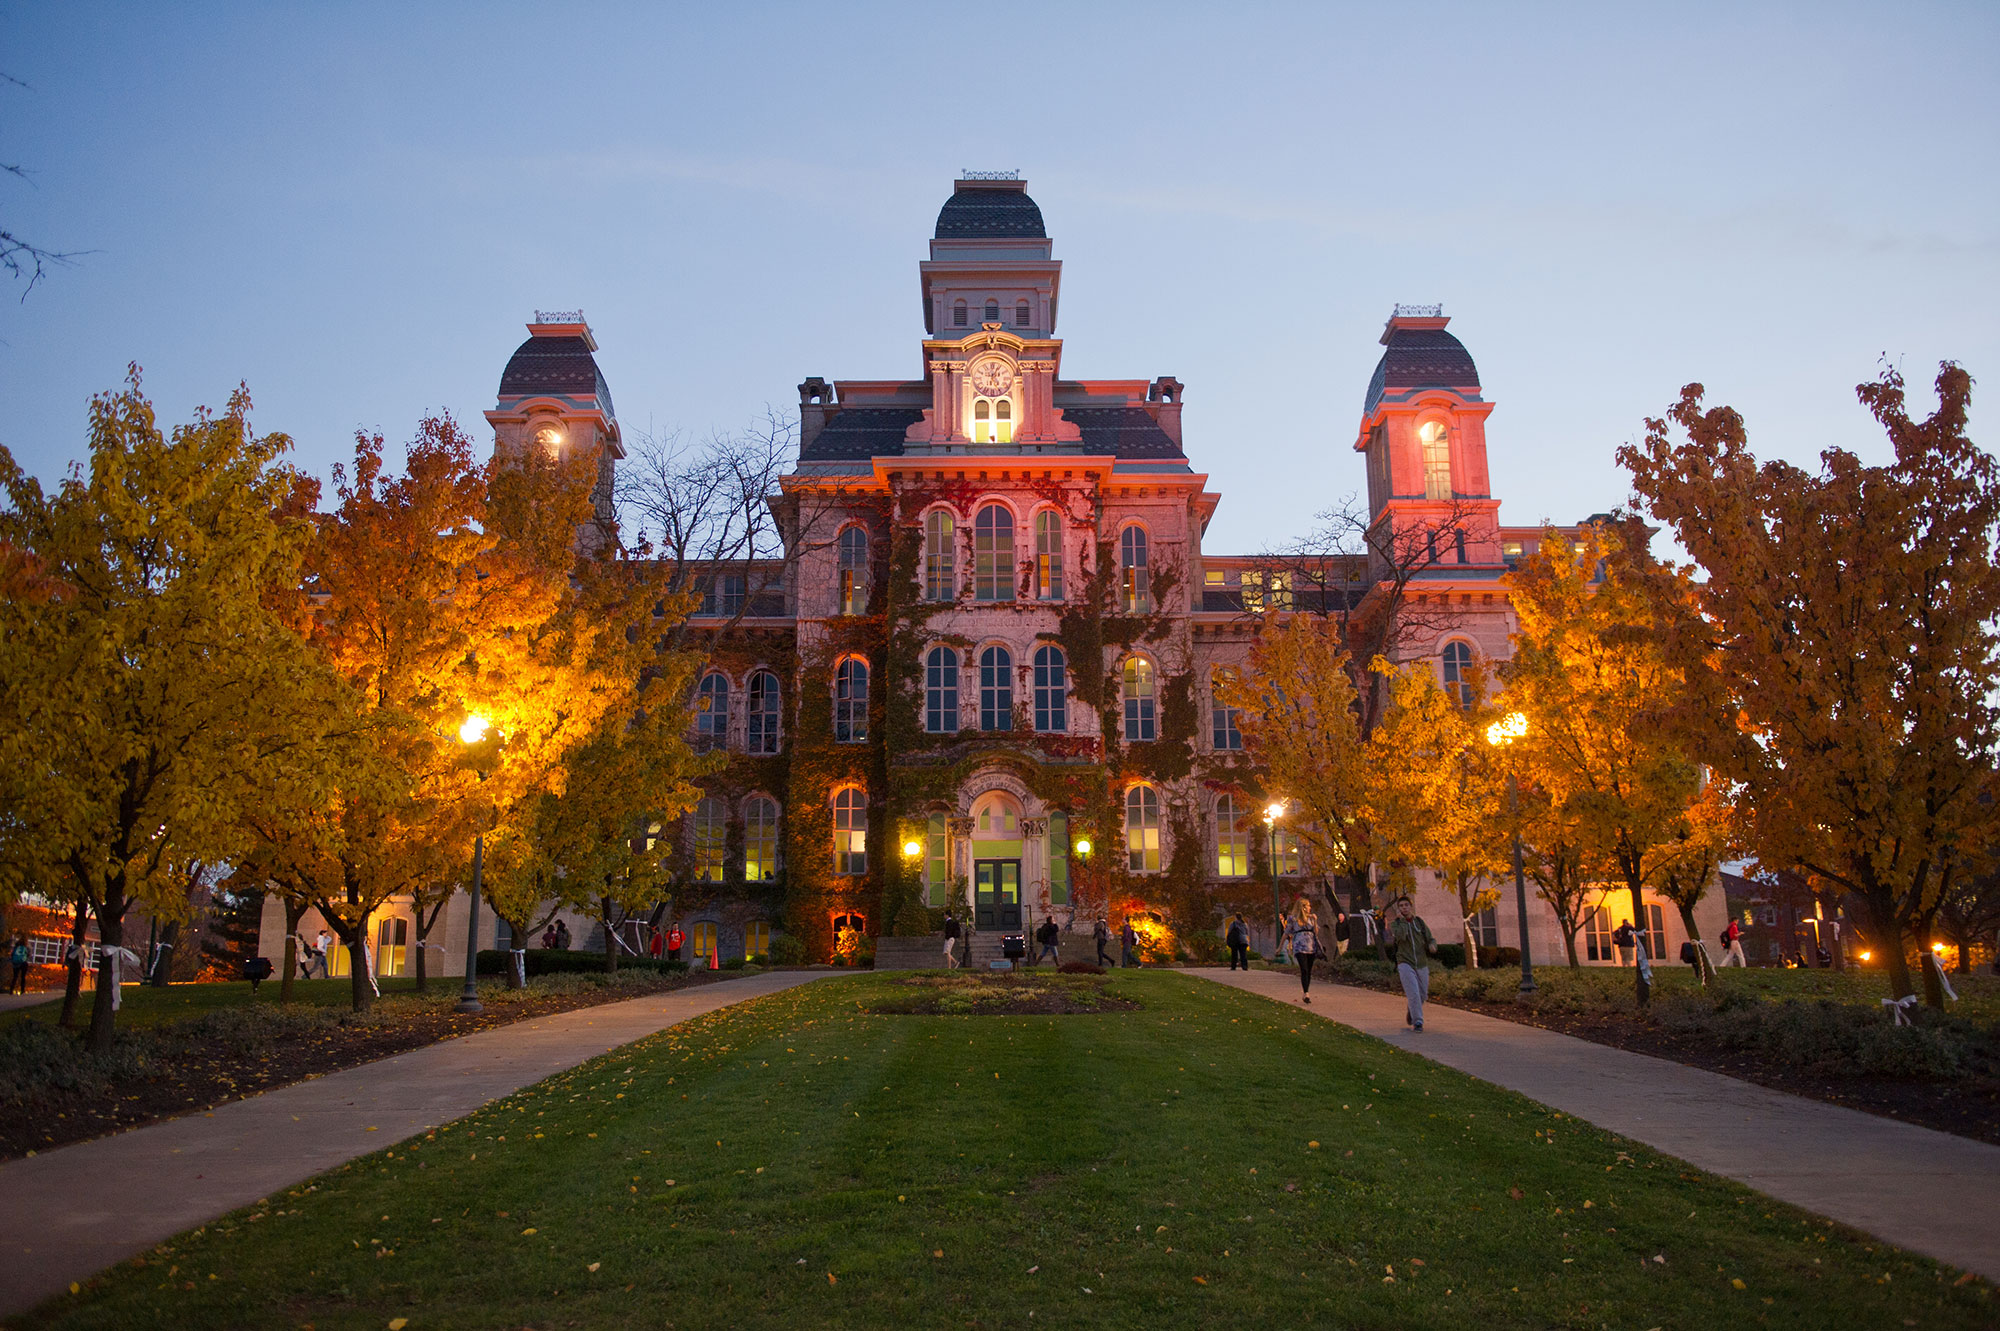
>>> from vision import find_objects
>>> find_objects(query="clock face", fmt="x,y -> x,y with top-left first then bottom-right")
969,358 -> 1013,397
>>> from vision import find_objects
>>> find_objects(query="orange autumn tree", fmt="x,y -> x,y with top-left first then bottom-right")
1619,364 -> 2000,1006
1501,523 -> 1714,1006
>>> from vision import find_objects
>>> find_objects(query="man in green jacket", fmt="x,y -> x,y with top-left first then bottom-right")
1389,897 -> 1439,1032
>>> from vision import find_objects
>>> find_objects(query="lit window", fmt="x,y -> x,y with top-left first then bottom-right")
744,797 -> 779,882
984,299 -> 999,322
953,300 -> 967,328
1502,540 -> 1525,567
974,504 -> 1015,601
1035,511 -> 1064,599
1125,785 -> 1161,872
1274,827 -> 1301,877
1266,571 -> 1292,610
833,788 -> 867,876
1015,301 -> 1030,327
532,424 -> 563,458
374,916 -> 408,977
1585,906 -> 1614,961
746,670 -> 781,754
994,398 -> 1012,444
692,797 -> 727,882
1215,795 -> 1248,878
1048,811 -> 1070,906
1420,420 -> 1451,500
924,812 -> 949,906
979,646 -> 1014,731
974,399 -> 990,443
924,510 -> 955,600
834,658 -> 868,743
1442,641 -> 1473,708
1123,657 -> 1156,742
744,920 -> 770,960
837,527 -> 869,616
1120,527 -> 1150,613
925,646 -> 959,733
1033,645 -> 1067,733
695,674 -> 729,751
1211,668 -> 1242,750
690,921 -> 717,961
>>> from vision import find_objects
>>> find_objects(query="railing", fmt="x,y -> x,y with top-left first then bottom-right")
533,309 -> 585,325
1393,303 -> 1443,318
958,169 -> 1020,181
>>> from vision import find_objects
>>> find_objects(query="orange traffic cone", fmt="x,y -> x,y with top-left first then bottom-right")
710,944 -> 720,971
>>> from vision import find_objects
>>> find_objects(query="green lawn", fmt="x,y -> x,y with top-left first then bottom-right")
21,971 -> 1992,1330
0,977 -> 449,1031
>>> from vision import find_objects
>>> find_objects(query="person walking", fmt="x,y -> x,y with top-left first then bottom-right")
1612,919 -> 1636,968
8,933 -> 29,994
1225,913 -> 1250,971
1274,910 -> 1291,966
1389,896 -> 1439,1031
1120,918 -> 1139,968
1093,917 -> 1112,968
1291,898 -> 1322,1003
1034,916 -> 1060,968
942,911 -> 962,969
666,922 -> 685,962
314,928 -> 333,979
648,927 -> 665,961
1721,918 -> 1747,968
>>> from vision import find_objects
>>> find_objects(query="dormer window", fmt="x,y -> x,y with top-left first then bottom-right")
953,300 -> 967,327
984,299 -> 1000,322
1015,301 -> 1030,327
1420,420 -> 1452,500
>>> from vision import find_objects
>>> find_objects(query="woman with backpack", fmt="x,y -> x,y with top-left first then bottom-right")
1225,914 -> 1250,971
1291,897 -> 1323,1003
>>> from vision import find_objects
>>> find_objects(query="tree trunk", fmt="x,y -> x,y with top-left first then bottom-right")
601,896 -> 618,974
1561,917 -> 1580,967
150,919 -> 179,987
1673,900 -> 1716,985
59,901 -> 87,1028
340,923 -> 374,1015
1627,880 -> 1650,1009
279,897 -> 307,1004
87,884 -> 128,1054
1916,922 -> 1945,1009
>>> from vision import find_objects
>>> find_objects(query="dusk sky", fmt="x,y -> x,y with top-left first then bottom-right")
3,2 -> 1994,555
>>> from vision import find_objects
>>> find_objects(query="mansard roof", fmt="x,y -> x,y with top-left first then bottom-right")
498,334 -> 616,418
934,181 -> 1047,240
796,404 -> 1184,462
1363,324 -> 1480,416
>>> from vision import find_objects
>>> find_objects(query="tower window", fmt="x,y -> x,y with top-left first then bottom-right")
974,399 -> 990,443
834,658 -> 868,743
695,674 -> 729,751
1015,301 -> 1030,327
1123,657 -> 1156,742
692,797 -> 726,882
1033,645 -> 1068,733
1442,641 -> 1474,708
925,646 -> 960,733
744,797 -> 779,882
747,670 -> 781,754
1125,784 -> 1161,873
1035,510 -> 1064,599
953,300 -> 967,327
984,299 -> 999,322
833,788 -> 867,876
1211,667 -> 1243,751
979,646 -> 1013,731
924,510 -> 955,600
994,398 -> 1012,444
837,526 -> 869,615
1120,526 -> 1150,613
974,504 -> 1015,601
1420,420 -> 1452,500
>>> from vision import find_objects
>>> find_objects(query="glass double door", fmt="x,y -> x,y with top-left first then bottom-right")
974,860 -> 1021,930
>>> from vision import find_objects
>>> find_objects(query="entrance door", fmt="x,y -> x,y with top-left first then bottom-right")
974,860 -> 1022,930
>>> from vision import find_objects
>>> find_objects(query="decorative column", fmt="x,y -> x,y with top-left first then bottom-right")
948,816 -> 975,912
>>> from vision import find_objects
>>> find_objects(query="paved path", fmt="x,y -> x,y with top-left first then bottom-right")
1196,968 -> 2000,1282
0,970 -> 823,1317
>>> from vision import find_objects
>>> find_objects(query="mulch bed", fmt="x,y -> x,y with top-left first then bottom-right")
2,971 -> 732,1162
862,973 -> 1140,1016
1330,974 -> 2000,1147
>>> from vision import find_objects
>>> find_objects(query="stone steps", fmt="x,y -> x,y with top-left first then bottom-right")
873,932 -> 1110,971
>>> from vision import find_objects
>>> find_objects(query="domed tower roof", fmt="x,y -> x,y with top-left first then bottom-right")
1364,306 -> 1480,415
496,313 -> 616,422
934,176 -> 1046,239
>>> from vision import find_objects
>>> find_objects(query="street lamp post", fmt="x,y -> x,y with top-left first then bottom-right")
1484,712 -> 1536,997
1264,801 -> 1287,965
458,715 -> 492,1015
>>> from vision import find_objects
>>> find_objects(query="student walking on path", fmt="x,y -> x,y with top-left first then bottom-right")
1034,916 -> 1060,967
7,934 -> 28,994
1389,896 -> 1438,1030
1721,918 -> 1748,967
1120,918 -> 1139,968
943,912 -> 962,969
1225,913 -> 1250,971
1094,917 -> 1112,967
1290,898 -> 1322,1003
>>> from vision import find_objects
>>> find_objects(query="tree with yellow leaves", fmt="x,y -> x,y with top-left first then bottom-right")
1620,364 -> 2000,1006
1366,659 -> 1509,966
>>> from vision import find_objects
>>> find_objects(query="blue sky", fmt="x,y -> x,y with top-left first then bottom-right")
2,1 -> 1994,554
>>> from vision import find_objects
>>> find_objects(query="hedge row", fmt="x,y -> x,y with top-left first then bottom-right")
475,949 -> 693,978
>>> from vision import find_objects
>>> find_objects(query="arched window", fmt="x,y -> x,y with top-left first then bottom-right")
1125,784 -> 1161,872
746,670 -> 781,754
1033,644 -> 1067,733
1442,640 -> 1474,708
744,920 -> 771,960
690,920 -> 718,961
994,398 -> 1013,444
695,674 -> 729,751
1123,657 -> 1156,742
924,510 -> 955,601
833,788 -> 867,876
924,646 -> 959,733
984,299 -> 999,322
1120,526 -> 1150,613
1211,667 -> 1243,751
979,645 -> 1013,731
692,796 -> 727,882
973,399 -> 991,443
974,504 -> 1015,601
1420,420 -> 1452,501
1015,300 -> 1030,328
837,526 -> 869,616
952,299 -> 968,328
1034,510 -> 1064,599
1215,795 -> 1248,877
744,796 -> 780,882
834,658 -> 868,743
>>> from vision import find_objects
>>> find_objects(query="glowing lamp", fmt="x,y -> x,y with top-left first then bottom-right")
1485,712 -> 1529,747
459,715 -> 491,745
1860,951 -> 1872,962
901,839 -> 924,860
1073,838 -> 1092,859
1931,942 -> 1946,953
1264,801 -> 1285,823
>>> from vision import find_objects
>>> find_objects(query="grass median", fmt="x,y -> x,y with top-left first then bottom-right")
22,970 -> 1993,1330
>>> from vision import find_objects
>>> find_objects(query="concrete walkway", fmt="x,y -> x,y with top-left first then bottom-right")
1196,967 -> 2000,1282
0,970 -> 823,1317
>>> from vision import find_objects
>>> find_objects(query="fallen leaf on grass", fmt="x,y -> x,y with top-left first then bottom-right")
587,1263 -> 600,1273
1731,1278 -> 1746,1289
388,1321 -> 408,1330
1508,1187 -> 1524,1200
1027,1265 -> 1038,1274
1193,1276 -> 1207,1285
827,1272 -> 837,1285
521,1228 -> 537,1236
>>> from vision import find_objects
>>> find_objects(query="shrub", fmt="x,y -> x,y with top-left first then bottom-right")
1182,933 -> 1224,965
769,935 -> 806,966
1654,994 -> 1973,1080
0,1019 -> 149,1101
723,956 -> 746,971
475,949 -> 687,978
1433,943 -> 1466,970
1478,947 -> 1522,970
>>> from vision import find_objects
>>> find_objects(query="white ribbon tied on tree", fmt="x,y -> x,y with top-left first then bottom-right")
1882,993 -> 1921,1026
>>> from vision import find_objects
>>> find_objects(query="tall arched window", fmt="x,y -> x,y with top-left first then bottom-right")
924,646 -> 959,734
1442,640 -> 1474,708
837,526 -> 869,616
1420,420 -> 1452,500
834,658 -> 868,743
993,399 -> 1012,444
1015,300 -> 1030,328
924,510 -> 955,600
1034,510 -> 1064,599
1123,657 -> 1156,742
984,299 -> 999,322
692,796 -> 727,882
952,299 -> 967,327
1120,526 -> 1150,613
1032,644 -> 1067,733
1215,795 -> 1248,877
979,645 -> 1013,731
1211,667 -> 1243,751
973,399 -> 991,443
1125,784 -> 1161,872
833,788 -> 867,876
974,504 -> 1015,601
695,674 -> 729,751
744,796 -> 779,882
745,670 -> 780,754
